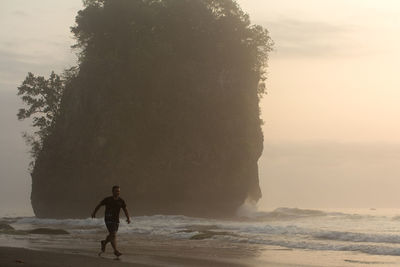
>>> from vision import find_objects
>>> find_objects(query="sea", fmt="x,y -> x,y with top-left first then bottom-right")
2,207 -> 400,266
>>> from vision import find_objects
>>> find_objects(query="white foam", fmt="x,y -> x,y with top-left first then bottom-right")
313,230 -> 400,244
6,210 -> 400,257
242,237 -> 400,256
15,217 -> 104,227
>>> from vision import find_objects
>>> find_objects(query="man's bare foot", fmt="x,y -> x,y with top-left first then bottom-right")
114,250 -> 122,257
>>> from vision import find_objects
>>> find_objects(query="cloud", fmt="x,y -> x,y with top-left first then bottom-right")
0,49 -> 69,89
263,18 -> 358,58
0,34 -> 77,88
0,50 -> 41,86
12,10 -> 29,17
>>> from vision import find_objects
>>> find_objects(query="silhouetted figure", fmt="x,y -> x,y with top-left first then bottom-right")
91,185 -> 130,257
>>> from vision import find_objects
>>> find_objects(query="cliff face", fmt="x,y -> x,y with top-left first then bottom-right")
31,0 -> 271,218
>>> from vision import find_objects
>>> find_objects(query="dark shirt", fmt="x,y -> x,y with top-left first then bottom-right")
100,196 -> 126,223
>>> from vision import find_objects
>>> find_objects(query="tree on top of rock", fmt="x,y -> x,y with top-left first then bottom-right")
19,0 -> 273,218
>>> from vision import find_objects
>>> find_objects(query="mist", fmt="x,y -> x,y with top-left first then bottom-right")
0,89 -> 32,216
4,1 -> 400,265
3,85 -> 400,214
2,0 -> 400,216
259,142 -> 400,210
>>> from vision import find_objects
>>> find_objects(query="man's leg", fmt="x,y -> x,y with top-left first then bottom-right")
104,233 -> 111,244
98,234 -> 107,255
107,231 -> 122,256
101,222 -> 113,253
100,233 -> 115,254
101,239 -> 107,252
103,235 -> 110,245
104,222 -> 121,255
109,232 -> 117,251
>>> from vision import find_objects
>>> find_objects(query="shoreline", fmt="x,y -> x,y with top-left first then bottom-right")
0,246 -> 252,267
7,212 -> 400,266
0,246 -> 142,267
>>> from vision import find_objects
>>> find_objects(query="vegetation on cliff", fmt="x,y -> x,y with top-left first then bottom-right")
18,0 -> 272,218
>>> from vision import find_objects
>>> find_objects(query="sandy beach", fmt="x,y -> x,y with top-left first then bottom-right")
0,246 -> 142,267
0,246 -> 285,267
0,246 -> 258,267
0,216 -> 268,267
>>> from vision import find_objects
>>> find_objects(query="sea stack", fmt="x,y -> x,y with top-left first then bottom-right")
30,0 -> 272,218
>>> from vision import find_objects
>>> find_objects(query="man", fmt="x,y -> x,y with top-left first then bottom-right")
91,185 -> 131,257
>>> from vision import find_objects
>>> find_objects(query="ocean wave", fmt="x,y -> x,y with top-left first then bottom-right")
313,230 -> 400,244
13,215 -> 205,227
6,213 -> 400,257
11,215 -> 215,237
236,207 -> 379,221
237,207 -> 328,221
245,237 -> 400,256
14,217 -> 104,228
205,233 -> 400,257
13,215 -> 394,243
7,207 -> 384,228
224,224 -> 400,246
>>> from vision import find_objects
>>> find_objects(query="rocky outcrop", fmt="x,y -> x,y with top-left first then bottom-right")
30,0 -> 271,218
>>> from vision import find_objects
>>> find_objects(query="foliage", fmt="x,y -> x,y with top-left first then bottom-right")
71,0 -> 272,95
17,69 -> 77,165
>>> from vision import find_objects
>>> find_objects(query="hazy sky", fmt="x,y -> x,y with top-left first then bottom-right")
243,0 -> 400,143
2,0 -> 400,215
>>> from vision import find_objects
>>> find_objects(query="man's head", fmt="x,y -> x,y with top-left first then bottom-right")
112,185 -> 120,198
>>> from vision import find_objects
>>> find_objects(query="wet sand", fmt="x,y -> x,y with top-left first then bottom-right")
0,221 -> 330,267
0,245 -> 314,267
0,229 -> 321,267
0,246 -> 254,267
0,246 -> 141,267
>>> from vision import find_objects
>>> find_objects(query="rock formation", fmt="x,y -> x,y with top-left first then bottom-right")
30,0 -> 272,218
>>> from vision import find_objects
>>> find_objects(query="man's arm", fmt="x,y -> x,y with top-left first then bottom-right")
91,202 -> 103,218
123,207 -> 131,224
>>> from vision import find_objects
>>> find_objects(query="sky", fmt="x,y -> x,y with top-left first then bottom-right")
246,0 -> 400,143
2,0 -> 400,215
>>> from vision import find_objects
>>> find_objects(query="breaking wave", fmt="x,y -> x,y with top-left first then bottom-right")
5,208 -> 400,257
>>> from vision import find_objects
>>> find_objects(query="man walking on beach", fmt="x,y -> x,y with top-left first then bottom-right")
91,185 -> 131,257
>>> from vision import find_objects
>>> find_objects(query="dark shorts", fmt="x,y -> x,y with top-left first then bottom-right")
105,221 -> 119,233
